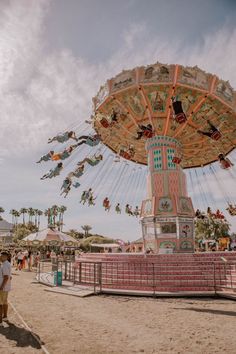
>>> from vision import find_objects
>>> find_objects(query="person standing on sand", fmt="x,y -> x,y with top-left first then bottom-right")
17,250 -> 24,270
0,251 -> 12,326
27,249 -> 32,271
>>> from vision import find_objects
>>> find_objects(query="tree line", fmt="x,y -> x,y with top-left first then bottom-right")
0,205 -> 67,231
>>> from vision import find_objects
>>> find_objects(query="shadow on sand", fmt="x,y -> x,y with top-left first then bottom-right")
0,321 -> 43,349
174,307 -> 236,317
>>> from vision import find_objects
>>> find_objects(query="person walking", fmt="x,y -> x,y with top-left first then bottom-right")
17,250 -> 24,270
0,251 -> 12,326
27,249 -> 32,271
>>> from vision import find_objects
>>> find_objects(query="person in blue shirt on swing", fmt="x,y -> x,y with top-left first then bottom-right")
75,133 -> 101,147
40,163 -> 63,180
77,154 -> 103,167
48,131 -> 78,144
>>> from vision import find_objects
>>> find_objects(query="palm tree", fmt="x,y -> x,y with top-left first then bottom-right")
58,205 -> 67,231
14,210 -> 21,225
37,210 -> 43,229
81,225 -> 92,238
68,229 -> 83,240
9,209 -> 17,226
20,208 -> 28,225
51,205 -> 58,227
44,209 -> 51,226
34,209 -> 39,226
28,208 -> 35,224
0,207 -> 5,221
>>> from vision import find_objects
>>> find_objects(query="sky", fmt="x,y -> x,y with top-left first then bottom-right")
0,0 -> 236,240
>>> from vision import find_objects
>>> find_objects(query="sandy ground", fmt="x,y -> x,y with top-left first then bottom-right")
0,271 -> 236,354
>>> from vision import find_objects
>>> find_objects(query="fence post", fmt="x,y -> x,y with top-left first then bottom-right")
73,263 -> 76,285
65,261 -> 67,280
56,260 -> 59,287
79,262 -> 82,283
152,263 -> 155,297
99,262 -> 102,293
219,263 -> 222,288
213,262 -> 216,294
230,264 -> 233,289
93,263 -> 96,294
38,261 -> 41,282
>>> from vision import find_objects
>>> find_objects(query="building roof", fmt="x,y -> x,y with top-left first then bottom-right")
131,237 -> 143,244
0,219 -> 13,231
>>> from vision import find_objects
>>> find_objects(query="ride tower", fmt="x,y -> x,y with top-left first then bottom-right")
140,136 -> 195,253
92,62 -> 236,254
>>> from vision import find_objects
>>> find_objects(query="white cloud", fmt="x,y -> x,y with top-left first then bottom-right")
1,3 -> 235,157
0,0 -> 48,93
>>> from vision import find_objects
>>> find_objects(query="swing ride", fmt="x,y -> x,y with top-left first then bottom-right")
38,62 -> 236,254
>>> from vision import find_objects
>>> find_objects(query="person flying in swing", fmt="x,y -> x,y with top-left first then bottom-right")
52,145 -> 77,161
197,120 -> 221,140
133,206 -> 140,217
218,153 -> 234,169
103,197 -> 111,211
80,191 -> 87,205
71,164 -> 85,179
48,131 -> 78,144
40,162 -> 63,180
136,124 -> 153,140
110,108 -> 118,123
171,96 -> 187,124
80,188 -> 93,205
226,203 -> 236,216
115,203 -> 121,214
75,133 -> 101,147
60,177 -> 72,198
88,194 -> 96,206
125,204 -> 133,216
37,151 -> 54,163
77,154 -> 103,167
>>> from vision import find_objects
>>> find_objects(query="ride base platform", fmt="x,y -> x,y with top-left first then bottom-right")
74,252 -> 236,297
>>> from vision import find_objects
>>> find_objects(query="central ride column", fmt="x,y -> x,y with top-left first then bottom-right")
140,136 -> 195,254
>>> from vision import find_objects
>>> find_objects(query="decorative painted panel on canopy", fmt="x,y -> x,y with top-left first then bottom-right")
93,62 -> 236,168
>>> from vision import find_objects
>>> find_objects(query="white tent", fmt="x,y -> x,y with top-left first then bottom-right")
22,228 -> 78,246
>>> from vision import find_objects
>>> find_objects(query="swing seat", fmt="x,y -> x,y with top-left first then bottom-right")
143,130 -> 154,138
175,112 -> 187,124
211,131 -> 221,140
222,161 -> 231,169
172,156 -> 182,164
120,151 -> 131,160
100,118 -> 110,128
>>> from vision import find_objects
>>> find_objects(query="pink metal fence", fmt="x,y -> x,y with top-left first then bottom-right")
59,260 -> 236,294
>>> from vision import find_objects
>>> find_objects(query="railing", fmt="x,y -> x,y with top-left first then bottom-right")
214,261 -> 236,291
37,259 -> 236,295
36,259 -> 54,284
